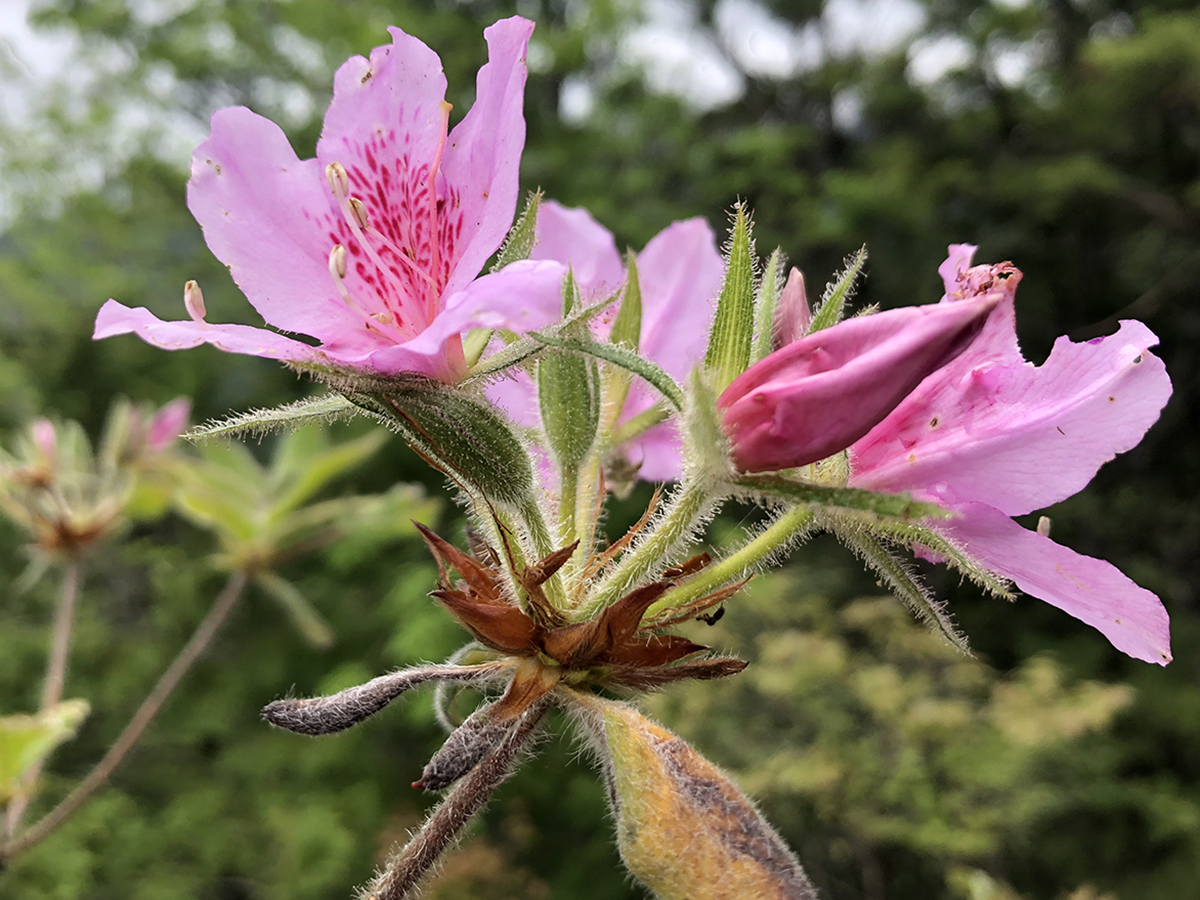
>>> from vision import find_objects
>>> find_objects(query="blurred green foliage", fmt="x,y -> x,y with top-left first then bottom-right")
1,0 -> 1198,898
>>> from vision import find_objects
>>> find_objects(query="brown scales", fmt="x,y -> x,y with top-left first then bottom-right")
414,522 -> 747,726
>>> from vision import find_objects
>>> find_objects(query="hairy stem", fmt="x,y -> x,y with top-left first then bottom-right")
4,559 -> 82,841
583,481 -> 718,617
362,703 -> 548,900
3,571 -> 248,861
646,506 -> 815,620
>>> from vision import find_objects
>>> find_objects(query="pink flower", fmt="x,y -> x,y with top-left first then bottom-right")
94,18 -> 566,383
488,201 -> 724,481
851,245 -> 1173,664
718,293 -> 1000,473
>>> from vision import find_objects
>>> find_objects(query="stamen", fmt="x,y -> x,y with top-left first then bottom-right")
183,280 -> 206,323
326,160 -> 427,335
328,244 -> 408,342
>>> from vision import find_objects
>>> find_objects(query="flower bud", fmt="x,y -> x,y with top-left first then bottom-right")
145,398 -> 192,453
718,294 -> 1000,472
591,701 -> 815,900
773,267 -> 810,348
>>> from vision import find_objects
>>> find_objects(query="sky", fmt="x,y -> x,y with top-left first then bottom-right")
0,0 -> 1039,227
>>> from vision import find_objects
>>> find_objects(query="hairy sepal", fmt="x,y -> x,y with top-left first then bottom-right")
347,383 -> 537,512
735,474 -> 951,521
186,393 -> 359,441
681,368 -> 736,487
825,522 -> 971,654
751,248 -> 785,363
808,245 -> 867,334
704,204 -> 757,392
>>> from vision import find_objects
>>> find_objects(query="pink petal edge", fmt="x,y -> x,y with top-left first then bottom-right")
944,502 -> 1171,665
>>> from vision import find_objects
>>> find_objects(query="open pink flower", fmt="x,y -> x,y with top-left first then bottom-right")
851,246 -> 1173,664
94,18 -> 566,383
718,293 -> 1000,472
488,201 -> 724,481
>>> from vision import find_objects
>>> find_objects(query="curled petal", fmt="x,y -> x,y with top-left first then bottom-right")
944,502 -> 1171,665
853,320 -> 1172,516
719,294 -> 999,472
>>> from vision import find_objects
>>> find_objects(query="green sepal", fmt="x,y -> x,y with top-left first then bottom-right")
825,523 -> 971,654
491,190 -> 542,272
681,368 -> 735,485
734,474 -> 951,521
186,394 -> 360,442
851,517 -> 1016,601
530,332 -> 683,410
808,245 -> 867,334
751,248 -> 785,363
610,250 -> 642,350
704,204 -> 756,391
539,344 -> 601,469
348,382 -> 537,511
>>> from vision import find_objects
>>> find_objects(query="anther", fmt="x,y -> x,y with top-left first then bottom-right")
348,197 -> 370,230
325,161 -> 350,199
328,245 -> 348,280
183,280 -> 206,323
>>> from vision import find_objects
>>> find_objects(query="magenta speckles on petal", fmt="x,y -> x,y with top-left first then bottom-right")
95,17 -> 559,383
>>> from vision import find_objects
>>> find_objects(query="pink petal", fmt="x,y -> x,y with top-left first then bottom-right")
636,217 -> 723,380
531,201 -> 624,295
945,502 -> 1171,665
440,17 -> 537,299
94,300 -> 323,362
364,260 -> 567,374
720,294 -> 999,472
187,108 -> 382,352
852,320 -> 1171,516
316,28 -> 462,336
623,421 -> 686,483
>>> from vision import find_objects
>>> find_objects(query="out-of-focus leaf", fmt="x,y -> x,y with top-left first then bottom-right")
256,570 -> 335,649
0,699 -> 90,803
269,428 -> 387,516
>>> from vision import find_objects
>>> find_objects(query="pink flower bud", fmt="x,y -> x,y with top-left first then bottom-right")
145,398 -> 192,452
30,419 -> 57,461
773,267 -> 810,349
718,294 -> 1000,472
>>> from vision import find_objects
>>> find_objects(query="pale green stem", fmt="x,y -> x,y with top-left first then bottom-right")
517,498 -> 567,609
608,405 -> 670,449
581,480 -> 718,617
557,462 -> 579,549
2,571 -> 249,862
645,506 -> 815,620
4,559 -> 81,841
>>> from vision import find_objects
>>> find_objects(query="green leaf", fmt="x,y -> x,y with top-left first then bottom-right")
186,394 -> 360,441
0,699 -> 90,803
808,245 -> 867,334
269,428 -> 387,515
256,571 -> 335,649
